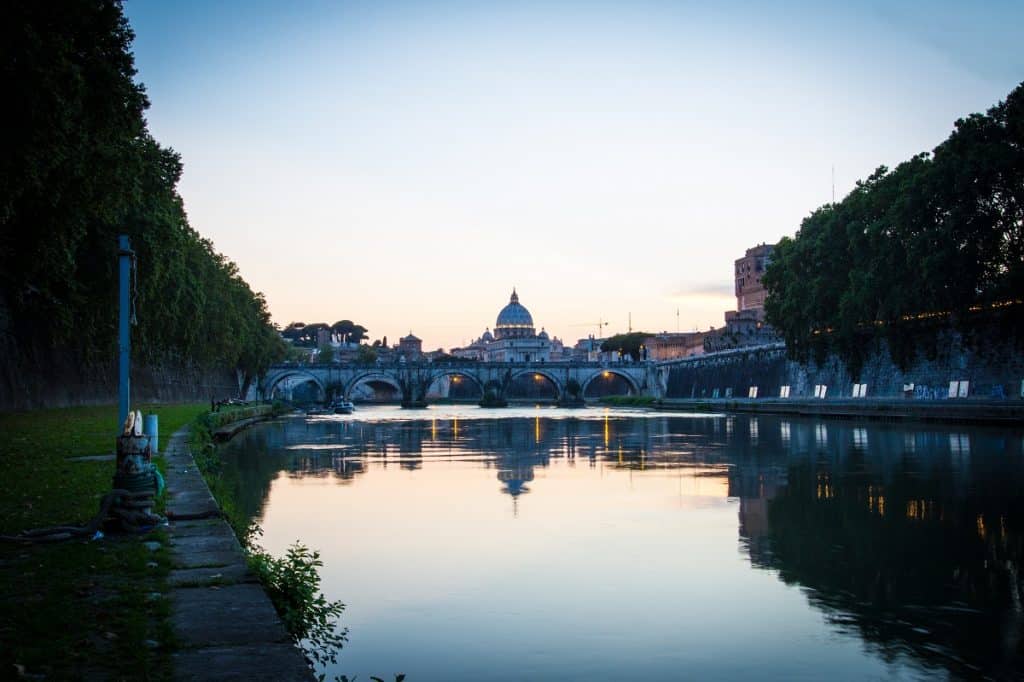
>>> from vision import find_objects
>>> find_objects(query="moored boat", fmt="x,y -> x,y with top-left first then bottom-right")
331,399 -> 355,414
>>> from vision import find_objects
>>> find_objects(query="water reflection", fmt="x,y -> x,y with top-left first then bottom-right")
218,407 -> 1024,680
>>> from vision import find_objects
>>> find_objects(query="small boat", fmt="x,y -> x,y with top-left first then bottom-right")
331,399 -> 355,414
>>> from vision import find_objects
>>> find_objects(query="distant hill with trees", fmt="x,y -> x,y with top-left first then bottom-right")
281,321 -> 369,347
0,1 -> 285,405
763,82 -> 1024,374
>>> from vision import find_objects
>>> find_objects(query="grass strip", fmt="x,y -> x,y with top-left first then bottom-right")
0,402 -> 206,679
599,395 -> 657,406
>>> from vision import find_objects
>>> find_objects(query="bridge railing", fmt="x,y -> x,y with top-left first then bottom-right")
654,342 -> 786,368
268,359 -> 655,370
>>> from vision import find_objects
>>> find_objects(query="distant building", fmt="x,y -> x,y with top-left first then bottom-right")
643,332 -> 705,360
705,309 -> 776,352
706,242 -> 779,352
547,336 -> 569,361
398,332 -> 422,360
735,243 -> 774,314
451,289 -> 561,362
423,349 -> 452,363
451,336 -> 489,361
374,345 -> 398,363
568,337 -> 631,363
568,337 -> 599,362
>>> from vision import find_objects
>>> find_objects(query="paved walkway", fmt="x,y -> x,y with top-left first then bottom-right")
162,427 -> 311,681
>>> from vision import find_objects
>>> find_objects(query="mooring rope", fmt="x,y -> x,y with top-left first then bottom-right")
0,489 -> 161,544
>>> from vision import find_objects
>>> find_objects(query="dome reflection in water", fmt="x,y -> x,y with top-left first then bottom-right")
217,407 -> 1024,681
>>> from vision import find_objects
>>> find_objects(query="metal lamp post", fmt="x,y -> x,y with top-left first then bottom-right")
118,235 -> 133,428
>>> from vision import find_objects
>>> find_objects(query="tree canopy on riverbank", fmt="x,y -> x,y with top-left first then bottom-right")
601,332 -> 652,361
763,82 -> 1024,372
0,1 -> 284,389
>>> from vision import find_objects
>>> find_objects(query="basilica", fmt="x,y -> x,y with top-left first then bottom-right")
453,289 -> 563,362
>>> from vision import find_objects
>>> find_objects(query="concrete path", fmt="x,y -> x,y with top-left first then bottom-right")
162,427 -> 312,681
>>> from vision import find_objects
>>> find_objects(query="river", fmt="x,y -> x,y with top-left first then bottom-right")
216,405 -> 1024,681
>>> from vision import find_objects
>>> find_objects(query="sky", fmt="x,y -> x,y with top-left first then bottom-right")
124,0 -> 1024,350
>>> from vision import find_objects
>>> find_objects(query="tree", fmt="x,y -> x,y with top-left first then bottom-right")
356,345 -> 378,364
281,323 -> 308,343
348,325 -> 368,345
0,1 -> 285,396
764,81 -> 1024,374
317,345 -> 335,364
330,320 -> 368,345
600,332 -> 651,361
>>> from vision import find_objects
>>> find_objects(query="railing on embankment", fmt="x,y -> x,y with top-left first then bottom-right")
653,397 -> 1024,425
657,338 -> 1024,405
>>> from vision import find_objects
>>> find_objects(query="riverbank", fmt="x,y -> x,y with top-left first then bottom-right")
162,426 -> 311,680
0,402 -> 311,680
208,403 -> 288,441
653,397 -> 1024,425
0,403 -> 206,679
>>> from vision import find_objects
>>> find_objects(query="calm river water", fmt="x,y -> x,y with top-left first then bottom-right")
218,406 -> 1024,681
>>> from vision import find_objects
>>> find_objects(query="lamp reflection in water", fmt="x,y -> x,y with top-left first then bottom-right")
950,433 -> 970,457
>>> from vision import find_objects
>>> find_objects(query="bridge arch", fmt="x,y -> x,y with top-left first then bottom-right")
581,368 -> 640,397
428,369 -> 486,398
264,369 -> 328,402
345,372 -> 403,401
507,368 -> 563,400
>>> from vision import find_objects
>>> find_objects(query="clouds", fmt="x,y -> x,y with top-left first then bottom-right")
669,282 -> 735,301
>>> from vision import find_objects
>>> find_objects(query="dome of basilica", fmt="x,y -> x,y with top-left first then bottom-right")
494,289 -> 535,339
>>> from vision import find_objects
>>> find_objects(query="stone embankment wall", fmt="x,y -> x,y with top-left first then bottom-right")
664,336 -> 1024,401
0,343 -> 239,411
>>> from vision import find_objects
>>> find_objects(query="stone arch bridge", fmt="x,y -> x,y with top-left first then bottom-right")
260,361 -> 666,403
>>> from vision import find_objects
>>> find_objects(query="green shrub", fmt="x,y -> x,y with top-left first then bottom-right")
247,540 -> 348,668
599,395 -> 656,406
199,404 -> 273,430
188,413 -> 346,669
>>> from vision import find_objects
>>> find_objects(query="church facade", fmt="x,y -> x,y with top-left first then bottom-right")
453,289 -> 558,362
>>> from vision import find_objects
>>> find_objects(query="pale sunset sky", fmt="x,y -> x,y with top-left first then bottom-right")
125,0 -> 1024,350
